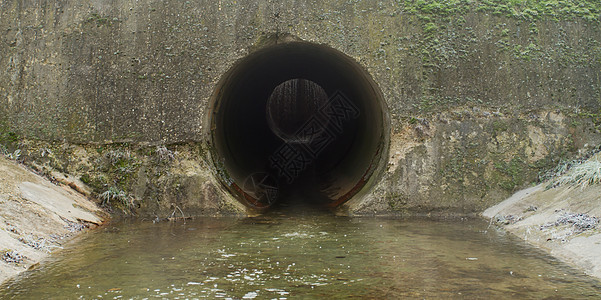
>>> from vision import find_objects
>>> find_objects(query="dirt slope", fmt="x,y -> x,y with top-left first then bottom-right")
483,183 -> 601,280
0,157 -> 107,284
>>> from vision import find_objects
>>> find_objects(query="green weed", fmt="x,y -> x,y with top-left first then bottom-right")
100,187 -> 134,213
552,158 -> 601,189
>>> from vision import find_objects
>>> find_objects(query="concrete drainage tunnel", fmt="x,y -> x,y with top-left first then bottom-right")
208,41 -> 389,212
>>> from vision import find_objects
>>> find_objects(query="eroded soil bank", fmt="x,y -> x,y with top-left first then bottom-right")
483,154 -> 601,280
0,156 -> 107,285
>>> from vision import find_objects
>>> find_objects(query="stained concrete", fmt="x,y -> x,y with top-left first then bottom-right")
1,1 -> 600,215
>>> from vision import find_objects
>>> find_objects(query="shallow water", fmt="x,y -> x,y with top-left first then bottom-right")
1,209 -> 600,299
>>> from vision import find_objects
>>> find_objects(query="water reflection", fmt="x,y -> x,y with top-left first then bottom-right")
1,211 -> 600,299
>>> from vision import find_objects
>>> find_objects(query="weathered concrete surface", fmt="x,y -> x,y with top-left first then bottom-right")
1,1 -> 601,215
1,1 -> 600,143
482,154 -> 601,280
0,156 -> 107,285
344,109 -> 601,215
8,141 -> 246,218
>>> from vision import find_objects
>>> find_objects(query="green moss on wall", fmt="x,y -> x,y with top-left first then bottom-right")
0,118 -> 19,155
1,1 -> 600,216
494,155 -> 527,191
402,0 -> 601,21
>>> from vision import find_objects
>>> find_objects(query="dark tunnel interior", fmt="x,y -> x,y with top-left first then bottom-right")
208,41 -> 388,211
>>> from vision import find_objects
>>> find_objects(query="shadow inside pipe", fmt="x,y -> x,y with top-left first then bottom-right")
208,40 -> 389,212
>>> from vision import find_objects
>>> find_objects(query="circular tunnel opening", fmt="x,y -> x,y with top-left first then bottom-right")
208,41 -> 388,212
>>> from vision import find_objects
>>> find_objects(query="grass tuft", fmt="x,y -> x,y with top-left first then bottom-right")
551,158 -> 601,189
100,187 -> 134,212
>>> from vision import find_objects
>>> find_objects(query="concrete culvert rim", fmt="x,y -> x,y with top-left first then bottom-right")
207,40 -> 390,212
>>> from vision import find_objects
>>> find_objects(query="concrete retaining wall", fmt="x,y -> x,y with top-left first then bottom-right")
1,0 -> 600,216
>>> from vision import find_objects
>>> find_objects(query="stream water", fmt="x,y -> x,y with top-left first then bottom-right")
1,208 -> 600,299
